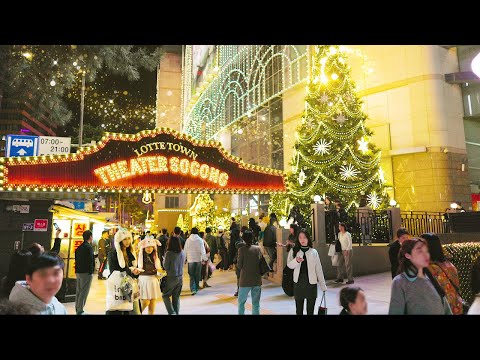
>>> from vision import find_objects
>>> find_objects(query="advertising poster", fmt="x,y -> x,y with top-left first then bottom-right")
67,259 -> 76,279
72,220 -> 89,238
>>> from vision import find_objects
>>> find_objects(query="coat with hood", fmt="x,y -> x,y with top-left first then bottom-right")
107,229 -> 138,278
9,281 -> 66,315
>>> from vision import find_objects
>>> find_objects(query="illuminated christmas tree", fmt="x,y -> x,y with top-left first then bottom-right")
271,45 -> 387,221
191,194 -> 216,233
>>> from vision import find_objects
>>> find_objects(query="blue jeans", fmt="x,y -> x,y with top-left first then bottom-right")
238,286 -> 261,315
188,262 -> 202,293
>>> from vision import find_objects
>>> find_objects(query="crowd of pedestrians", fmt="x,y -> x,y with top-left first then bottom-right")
1,211 -> 479,316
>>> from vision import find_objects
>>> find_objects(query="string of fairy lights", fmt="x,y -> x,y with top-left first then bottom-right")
10,45 -> 172,132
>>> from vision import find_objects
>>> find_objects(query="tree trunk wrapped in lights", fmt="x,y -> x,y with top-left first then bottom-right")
270,45 -> 388,223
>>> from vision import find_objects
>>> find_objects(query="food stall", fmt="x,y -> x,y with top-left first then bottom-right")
50,205 -> 107,302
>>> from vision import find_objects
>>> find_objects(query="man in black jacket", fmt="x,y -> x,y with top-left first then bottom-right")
388,228 -> 410,279
263,219 -> 277,270
74,230 -> 95,315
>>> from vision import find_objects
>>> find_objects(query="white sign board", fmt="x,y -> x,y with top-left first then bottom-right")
38,136 -> 71,155
13,205 -> 30,213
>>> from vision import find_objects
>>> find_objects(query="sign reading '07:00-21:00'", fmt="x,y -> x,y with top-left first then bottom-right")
38,136 -> 71,156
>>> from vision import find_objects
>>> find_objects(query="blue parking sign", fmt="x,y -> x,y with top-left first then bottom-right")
6,135 -> 39,157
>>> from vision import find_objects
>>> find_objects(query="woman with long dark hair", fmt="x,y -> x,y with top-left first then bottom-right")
388,238 -> 452,315
137,237 -> 162,314
162,235 -> 186,315
106,229 -> 141,315
287,229 -> 327,315
237,230 -> 262,315
421,233 -> 463,315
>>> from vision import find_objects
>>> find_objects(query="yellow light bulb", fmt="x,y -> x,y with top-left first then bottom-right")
320,57 -> 327,65
320,75 -> 328,84
329,47 -> 337,54
331,73 -> 338,80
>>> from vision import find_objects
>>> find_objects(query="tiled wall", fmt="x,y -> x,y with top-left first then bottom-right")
393,151 -> 471,211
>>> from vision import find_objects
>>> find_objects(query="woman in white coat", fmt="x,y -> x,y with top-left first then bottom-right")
287,229 -> 327,315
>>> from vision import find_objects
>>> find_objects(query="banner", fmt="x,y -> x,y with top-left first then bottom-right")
1,128 -> 286,194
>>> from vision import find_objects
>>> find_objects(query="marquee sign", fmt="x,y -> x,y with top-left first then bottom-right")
0,128 -> 286,195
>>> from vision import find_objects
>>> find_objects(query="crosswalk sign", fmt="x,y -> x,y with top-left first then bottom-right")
6,135 -> 39,157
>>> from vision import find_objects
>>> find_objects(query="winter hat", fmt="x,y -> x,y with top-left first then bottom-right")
114,228 -> 136,269
137,237 -> 161,270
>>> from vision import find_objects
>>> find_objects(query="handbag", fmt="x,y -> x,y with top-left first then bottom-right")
318,291 -> 327,315
437,264 -> 470,314
259,253 -> 271,276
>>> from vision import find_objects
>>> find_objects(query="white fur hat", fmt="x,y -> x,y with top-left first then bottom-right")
137,237 -> 161,270
114,228 -> 136,269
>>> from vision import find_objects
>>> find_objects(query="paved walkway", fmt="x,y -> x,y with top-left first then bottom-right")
65,266 -> 393,315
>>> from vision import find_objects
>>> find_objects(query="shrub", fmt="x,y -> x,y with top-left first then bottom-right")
442,242 -> 480,303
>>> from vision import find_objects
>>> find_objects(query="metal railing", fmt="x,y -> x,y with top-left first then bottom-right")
400,211 -> 449,236
325,209 -> 393,245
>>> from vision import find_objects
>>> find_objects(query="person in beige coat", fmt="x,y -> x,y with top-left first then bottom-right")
287,230 -> 327,315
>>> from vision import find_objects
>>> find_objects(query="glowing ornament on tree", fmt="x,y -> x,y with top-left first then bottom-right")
340,164 -> 359,180
298,169 -> 306,186
367,191 -> 381,209
320,94 -> 329,103
313,139 -> 332,155
357,137 -> 369,154
334,114 -> 347,125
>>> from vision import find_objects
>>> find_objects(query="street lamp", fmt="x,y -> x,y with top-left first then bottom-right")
389,199 -> 397,207
313,195 -> 322,203
79,70 -> 86,147
450,202 -> 458,209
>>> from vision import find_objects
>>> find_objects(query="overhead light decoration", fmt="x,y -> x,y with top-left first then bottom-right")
142,190 -> 152,204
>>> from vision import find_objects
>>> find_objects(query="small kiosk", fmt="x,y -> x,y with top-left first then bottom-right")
50,205 -> 107,302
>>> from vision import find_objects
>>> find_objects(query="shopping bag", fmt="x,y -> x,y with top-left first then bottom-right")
318,292 -> 327,315
331,254 -> 339,266
328,244 -> 336,257
106,271 -> 134,312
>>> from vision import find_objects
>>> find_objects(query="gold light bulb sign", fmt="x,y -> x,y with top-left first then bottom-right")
142,190 -> 153,204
